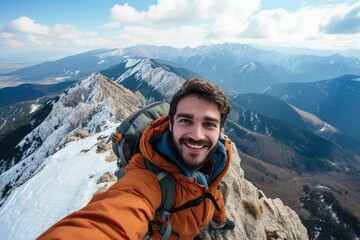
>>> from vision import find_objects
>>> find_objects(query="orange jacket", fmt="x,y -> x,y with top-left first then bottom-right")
37,115 -> 232,240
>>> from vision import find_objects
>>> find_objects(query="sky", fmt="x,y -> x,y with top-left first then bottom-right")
0,0 -> 360,58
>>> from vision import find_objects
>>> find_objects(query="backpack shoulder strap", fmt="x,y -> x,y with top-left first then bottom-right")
145,160 -> 176,240
145,160 -> 175,214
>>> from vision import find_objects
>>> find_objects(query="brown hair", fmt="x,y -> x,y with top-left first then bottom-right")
169,78 -> 230,128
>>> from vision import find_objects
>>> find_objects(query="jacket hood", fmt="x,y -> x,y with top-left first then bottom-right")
139,114 -> 232,188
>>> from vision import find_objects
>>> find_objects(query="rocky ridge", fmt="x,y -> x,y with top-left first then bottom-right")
200,144 -> 308,239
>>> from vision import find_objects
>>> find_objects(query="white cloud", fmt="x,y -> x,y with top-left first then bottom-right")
26,35 -> 52,46
236,2 -> 360,50
102,22 -> 120,29
109,0 -> 261,25
321,1 -> 360,34
2,38 -> 25,48
146,0 -> 194,24
86,32 -> 99,37
113,24 -> 210,48
1,0 -> 359,53
1,32 -> 13,38
110,3 -> 145,23
106,0 -> 262,46
104,0 -> 360,50
53,24 -> 83,39
4,17 -> 50,35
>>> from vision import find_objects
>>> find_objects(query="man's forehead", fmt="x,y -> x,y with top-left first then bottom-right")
175,97 -> 220,121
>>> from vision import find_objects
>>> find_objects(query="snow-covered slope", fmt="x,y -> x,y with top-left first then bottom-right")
116,58 -> 185,101
0,125 -> 117,239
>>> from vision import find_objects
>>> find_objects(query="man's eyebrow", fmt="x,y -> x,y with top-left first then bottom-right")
204,116 -> 220,123
176,113 -> 220,123
176,113 -> 193,119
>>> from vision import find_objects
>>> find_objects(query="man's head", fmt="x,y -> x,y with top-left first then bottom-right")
169,78 -> 230,170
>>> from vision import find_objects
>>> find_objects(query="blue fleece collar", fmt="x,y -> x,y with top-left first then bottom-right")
151,130 -> 227,187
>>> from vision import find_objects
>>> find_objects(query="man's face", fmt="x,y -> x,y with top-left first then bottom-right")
170,96 -> 221,170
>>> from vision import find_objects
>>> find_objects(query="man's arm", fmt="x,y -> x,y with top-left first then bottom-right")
37,169 -> 161,240
211,188 -> 226,223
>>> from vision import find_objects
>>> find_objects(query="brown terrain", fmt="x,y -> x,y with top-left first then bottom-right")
239,151 -> 360,220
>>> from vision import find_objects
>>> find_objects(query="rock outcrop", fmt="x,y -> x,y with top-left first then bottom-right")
200,144 -> 308,239
96,74 -> 146,121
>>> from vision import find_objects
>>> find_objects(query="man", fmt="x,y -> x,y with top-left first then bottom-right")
38,78 -> 235,239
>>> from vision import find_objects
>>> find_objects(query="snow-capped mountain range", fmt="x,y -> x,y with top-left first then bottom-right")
3,43 -> 360,94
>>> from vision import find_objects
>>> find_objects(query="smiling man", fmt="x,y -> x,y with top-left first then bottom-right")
170,95 -> 221,170
38,78 -> 235,240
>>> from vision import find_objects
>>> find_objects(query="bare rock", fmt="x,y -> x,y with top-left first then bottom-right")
94,182 -> 116,195
57,130 -> 90,149
105,151 -> 117,162
94,172 -> 117,195
200,143 -> 308,240
96,172 -> 117,184
96,139 -> 111,153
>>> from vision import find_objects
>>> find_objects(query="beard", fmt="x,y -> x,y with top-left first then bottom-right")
174,135 -> 217,171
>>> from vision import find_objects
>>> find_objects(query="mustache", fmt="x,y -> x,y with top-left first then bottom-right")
179,137 -> 212,147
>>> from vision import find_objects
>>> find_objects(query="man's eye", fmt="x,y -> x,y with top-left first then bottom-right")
179,119 -> 192,124
204,122 -> 217,128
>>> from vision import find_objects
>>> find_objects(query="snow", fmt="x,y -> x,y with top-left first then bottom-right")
29,103 -> 41,114
125,58 -> 140,68
116,58 -> 184,101
53,76 -> 70,81
0,123 -> 117,240
0,119 -> 6,130
315,184 -> 330,190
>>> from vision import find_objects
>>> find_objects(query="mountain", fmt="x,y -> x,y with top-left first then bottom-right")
0,81 -> 77,164
225,104 -> 360,231
0,98 -> 55,174
100,58 -> 195,101
220,61 -> 279,94
3,43 -> 360,94
0,73 -> 146,198
226,104 -> 359,173
231,93 -> 360,152
0,57 -> 193,174
0,81 -> 76,107
0,49 -> 123,83
262,75 -> 360,139
118,43 -> 360,84
0,72 -> 307,240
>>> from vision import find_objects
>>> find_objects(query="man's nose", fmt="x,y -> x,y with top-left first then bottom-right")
189,124 -> 204,140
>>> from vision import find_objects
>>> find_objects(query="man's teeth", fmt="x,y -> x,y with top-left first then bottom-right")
186,143 -> 204,149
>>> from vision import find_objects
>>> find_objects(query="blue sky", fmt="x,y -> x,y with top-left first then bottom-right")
0,0 -> 359,57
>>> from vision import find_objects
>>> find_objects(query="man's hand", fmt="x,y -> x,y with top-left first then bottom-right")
209,218 -> 235,230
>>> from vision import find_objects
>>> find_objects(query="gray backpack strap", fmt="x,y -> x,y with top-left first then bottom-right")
145,160 -> 176,240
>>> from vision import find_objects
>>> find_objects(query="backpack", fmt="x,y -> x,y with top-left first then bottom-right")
110,101 -> 221,239
111,101 -> 175,239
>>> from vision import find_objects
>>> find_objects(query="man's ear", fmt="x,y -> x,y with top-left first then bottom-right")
169,119 -> 172,132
